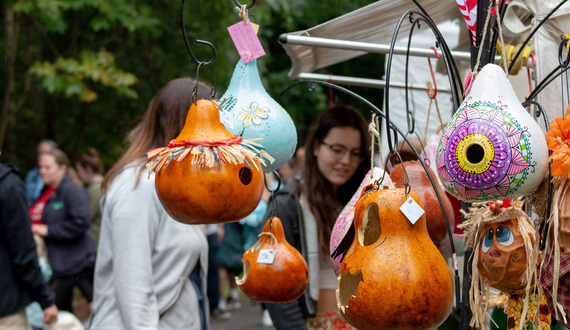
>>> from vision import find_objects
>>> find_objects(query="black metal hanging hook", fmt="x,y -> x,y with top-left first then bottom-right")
559,34 -> 570,69
521,100 -> 552,251
233,0 -> 256,9
192,63 -> 217,104
180,0 -> 217,67
267,171 -> 282,220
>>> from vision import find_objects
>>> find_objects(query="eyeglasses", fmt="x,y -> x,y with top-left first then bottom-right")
320,141 -> 364,162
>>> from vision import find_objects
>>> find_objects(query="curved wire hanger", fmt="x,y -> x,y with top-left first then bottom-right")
233,0 -> 256,9
180,0 -> 217,66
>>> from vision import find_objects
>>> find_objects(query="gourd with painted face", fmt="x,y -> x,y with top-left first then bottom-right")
337,186 -> 454,329
236,216 -> 309,303
478,219 -> 528,292
147,99 -> 273,224
459,199 -> 539,329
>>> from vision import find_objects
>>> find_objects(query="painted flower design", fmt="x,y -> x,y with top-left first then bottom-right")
238,102 -> 269,126
436,103 -> 531,201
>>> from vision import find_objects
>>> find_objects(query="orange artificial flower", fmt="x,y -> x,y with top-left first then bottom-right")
548,143 -> 570,176
546,103 -> 570,150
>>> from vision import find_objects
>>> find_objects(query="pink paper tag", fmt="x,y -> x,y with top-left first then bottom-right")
227,19 -> 265,63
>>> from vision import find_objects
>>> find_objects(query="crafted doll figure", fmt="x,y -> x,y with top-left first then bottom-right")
460,199 -> 551,329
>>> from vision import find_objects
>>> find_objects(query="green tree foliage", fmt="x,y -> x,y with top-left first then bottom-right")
30,49 -> 138,102
1,0 -> 380,176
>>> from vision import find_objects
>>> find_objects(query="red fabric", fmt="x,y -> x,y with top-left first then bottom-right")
456,0 -> 478,45
167,135 -> 243,148
540,254 -> 570,327
29,187 -> 55,225
456,0 -> 508,46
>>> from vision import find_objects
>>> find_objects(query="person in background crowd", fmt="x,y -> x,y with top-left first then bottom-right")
90,78 -> 210,330
76,148 -> 104,251
31,149 -> 95,319
277,157 -> 297,184
25,234 -> 53,329
295,146 -> 306,177
218,221 -> 246,312
261,105 -> 371,329
206,224 -> 231,320
26,140 -> 58,206
0,161 -> 58,328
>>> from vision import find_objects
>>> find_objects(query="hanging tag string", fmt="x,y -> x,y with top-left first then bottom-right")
423,84 -> 444,145
473,1 -> 494,77
258,231 -> 278,248
236,4 -> 248,24
368,114 -> 382,178
494,1 -> 509,75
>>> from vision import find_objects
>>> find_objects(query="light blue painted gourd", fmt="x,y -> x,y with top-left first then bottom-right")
219,59 -> 297,172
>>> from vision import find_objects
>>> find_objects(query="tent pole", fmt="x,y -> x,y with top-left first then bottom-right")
471,0 -> 493,70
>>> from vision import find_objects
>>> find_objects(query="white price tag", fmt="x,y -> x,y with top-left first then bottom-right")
257,249 -> 276,264
219,111 -> 233,130
400,196 -> 425,225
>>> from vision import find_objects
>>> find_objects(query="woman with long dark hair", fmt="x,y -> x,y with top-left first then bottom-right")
262,105 -> 371,329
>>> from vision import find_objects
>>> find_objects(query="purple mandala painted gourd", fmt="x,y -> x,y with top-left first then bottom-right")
444,117 -> 511,190
436,64 -> 548,201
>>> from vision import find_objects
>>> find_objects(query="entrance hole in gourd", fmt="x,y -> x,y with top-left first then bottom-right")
466,143 -> 485,165
235,259 -> 250,286
358,202 -> 381,246
239,167 -> 253,185
337,269 -> 364,313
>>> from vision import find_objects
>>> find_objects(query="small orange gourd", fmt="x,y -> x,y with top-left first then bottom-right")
148,99 -> 270,224
236,216 -> 308,303
337,186 -> 454,329
390,160 -> 455,247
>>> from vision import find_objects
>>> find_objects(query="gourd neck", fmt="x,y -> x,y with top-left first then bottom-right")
231,59 -> 264,89
176,100 -> 234,142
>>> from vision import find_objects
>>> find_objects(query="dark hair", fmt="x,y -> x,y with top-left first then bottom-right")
103,78 -> 214,191
303,105 -> 371,258
77,148 -> 104,174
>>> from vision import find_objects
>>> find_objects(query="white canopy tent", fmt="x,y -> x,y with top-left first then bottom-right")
279,0 -> 465,79
279,0 -> 570,133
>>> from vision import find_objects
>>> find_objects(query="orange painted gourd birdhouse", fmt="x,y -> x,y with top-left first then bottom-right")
147,99 -> 274,224
337,186 -> 454,329
390,160 -> 455,247
236,216 -> 308,303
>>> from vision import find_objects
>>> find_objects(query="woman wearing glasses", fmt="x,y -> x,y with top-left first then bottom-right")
261,105 -> 371,329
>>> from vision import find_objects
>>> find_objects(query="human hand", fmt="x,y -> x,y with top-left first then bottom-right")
42,304 -> 58,324
217,224 -> 225,242
32,224 -> 48,237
